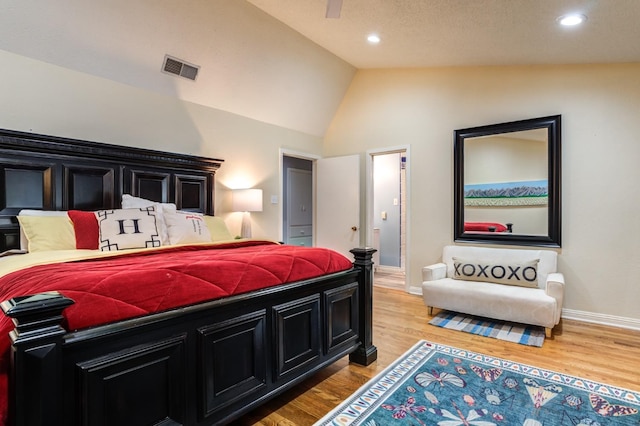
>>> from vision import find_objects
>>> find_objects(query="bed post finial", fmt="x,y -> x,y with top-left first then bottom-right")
349,247 -> 378,366
1,291 -> 74,426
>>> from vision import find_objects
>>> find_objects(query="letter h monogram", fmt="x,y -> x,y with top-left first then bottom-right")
117,219 -> 142,235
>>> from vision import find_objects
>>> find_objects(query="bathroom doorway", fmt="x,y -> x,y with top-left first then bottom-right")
370,149 -> 408,289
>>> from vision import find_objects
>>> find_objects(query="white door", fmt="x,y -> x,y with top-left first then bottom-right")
316,155 -> 360,258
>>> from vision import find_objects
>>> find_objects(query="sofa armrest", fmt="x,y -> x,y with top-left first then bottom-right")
545,272 -> 565,299
546,272 -> 565,323
422,263 -> 447,281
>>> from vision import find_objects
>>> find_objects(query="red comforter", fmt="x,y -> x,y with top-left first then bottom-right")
0,241 -> 352,424
464,221 -> 508,232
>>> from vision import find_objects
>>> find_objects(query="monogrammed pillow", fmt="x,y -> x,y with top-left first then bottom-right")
96,207 -> 162,251
121,194 -> 176,245
163,210 -> 211,245
452,257 -> 539,288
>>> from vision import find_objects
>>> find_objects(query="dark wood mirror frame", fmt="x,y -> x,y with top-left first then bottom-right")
454,115 -> 561,247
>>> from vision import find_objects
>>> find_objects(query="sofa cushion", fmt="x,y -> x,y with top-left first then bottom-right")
422,278 -> 558,328
452,257 -> 539,288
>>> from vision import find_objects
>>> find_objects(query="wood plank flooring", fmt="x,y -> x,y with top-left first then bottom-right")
373,268 -> 405,290
231,286 -> 640,425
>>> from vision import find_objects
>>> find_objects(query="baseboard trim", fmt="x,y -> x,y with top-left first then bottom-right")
561,308 -> 640,331
407,285 -> 422,296
375,265 -> 404,273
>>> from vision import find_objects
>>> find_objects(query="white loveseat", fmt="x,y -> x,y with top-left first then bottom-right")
422,245 -> 564,337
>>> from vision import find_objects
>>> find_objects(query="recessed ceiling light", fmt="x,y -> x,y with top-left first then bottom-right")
367,34 -> 381,44
558,13 -> 587,26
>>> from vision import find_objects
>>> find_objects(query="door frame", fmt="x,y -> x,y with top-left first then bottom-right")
366,145 -> 411,291
280,146 -> 412,292
279,149 -> 320,243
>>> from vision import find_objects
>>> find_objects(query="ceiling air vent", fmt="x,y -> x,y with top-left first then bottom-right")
162,55 -> 199,81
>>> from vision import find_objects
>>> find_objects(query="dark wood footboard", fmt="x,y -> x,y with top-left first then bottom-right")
2,248 -> 376,426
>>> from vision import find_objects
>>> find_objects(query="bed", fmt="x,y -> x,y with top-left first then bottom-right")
0,128 -> 377,425
464,221 -> 513,233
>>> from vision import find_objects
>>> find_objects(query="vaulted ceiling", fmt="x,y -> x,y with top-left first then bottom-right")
2,1 -> 639,138
247,0 -> 640,68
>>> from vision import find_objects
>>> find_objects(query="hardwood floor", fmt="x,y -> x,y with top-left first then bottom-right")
232,286 -> 640,425
373,268 -> 405,290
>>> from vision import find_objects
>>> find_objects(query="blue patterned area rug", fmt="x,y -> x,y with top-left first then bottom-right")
429,311 -> 545,347
315,340 -> 640,426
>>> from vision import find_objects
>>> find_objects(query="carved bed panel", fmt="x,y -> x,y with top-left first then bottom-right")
0,128 -> 221,252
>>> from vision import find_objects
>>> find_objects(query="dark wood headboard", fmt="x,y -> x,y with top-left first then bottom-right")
0,128 -> 223,251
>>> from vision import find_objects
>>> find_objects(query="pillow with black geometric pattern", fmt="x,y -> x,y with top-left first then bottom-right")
121,194 -> 176,245
452,257 -> 539,288
96,207 -> 162,251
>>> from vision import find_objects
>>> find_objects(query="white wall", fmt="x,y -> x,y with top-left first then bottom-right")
324,64 -> 640,324
0,0 -> 355,137
0,0 -> 356,243
0,49 -> 323,240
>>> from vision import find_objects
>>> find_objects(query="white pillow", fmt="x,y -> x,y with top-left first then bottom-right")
96,207 -> 162,251
121,194 -> 177,211
163,210 -> 212,245
18,210 -> 71,251
121,194 -> 176,245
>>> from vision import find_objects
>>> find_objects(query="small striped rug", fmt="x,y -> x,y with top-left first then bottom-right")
429,310 -> 545,347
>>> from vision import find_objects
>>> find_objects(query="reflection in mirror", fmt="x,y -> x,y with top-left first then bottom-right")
454,116 -> 561,247
465,128 -> 548,235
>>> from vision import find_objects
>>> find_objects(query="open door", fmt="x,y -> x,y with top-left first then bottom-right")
316,155 -> 360,258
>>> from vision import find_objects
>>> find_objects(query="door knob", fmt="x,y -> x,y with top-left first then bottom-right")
351,226 -> 358,231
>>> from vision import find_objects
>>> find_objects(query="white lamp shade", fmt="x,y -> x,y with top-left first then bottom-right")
232,189 -> 263,212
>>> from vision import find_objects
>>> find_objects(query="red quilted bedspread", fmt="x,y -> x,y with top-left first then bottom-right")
0,240 -> 352,424
464,221 -> 508,232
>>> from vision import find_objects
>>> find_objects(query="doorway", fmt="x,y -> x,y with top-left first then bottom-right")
282,155 -> 313,246
281,149 -> 407,290
370,149 -> 408,290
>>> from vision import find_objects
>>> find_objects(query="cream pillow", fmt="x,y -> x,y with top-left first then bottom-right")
96,207 -> 162,251
17,215 -> 76,252
18,210 -> 70,250
203,216 -> 233,241
163,211 -> 211,245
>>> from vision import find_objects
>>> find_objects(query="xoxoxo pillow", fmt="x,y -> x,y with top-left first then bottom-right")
452,257 -> 539,288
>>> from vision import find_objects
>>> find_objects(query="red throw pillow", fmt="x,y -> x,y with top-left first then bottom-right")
68,210 -> 99,249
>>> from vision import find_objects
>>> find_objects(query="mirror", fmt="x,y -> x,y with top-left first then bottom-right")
454,115 -> 561,247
